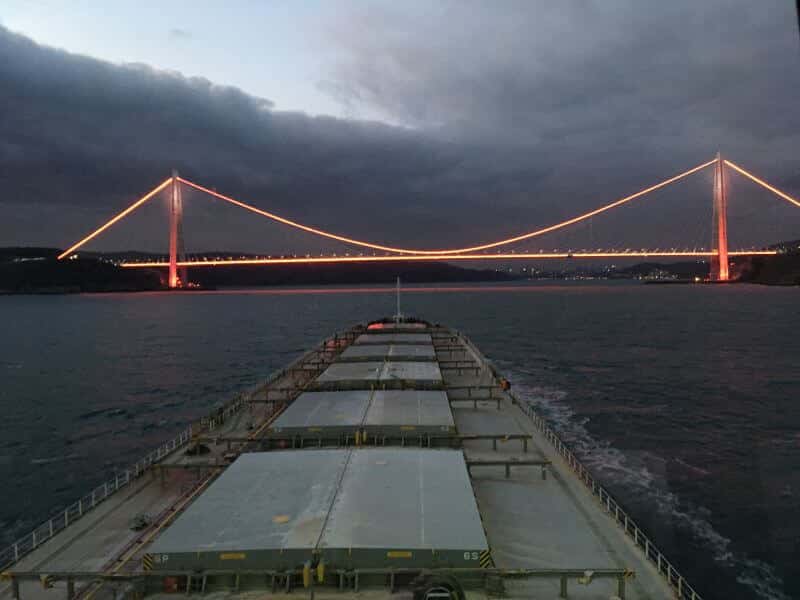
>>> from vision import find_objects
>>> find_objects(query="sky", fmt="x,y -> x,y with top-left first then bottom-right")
0,1 -> 347,117
1,1 -> 799,255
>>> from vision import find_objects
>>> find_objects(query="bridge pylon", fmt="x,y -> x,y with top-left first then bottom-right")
168,170 -> 186,288
711,152 -> 730,281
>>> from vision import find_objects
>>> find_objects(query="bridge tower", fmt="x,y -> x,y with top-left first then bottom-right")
711,152 -> 730,281
168,170 -> 185,288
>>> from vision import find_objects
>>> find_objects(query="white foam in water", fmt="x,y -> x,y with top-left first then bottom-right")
508,374 -> 791,600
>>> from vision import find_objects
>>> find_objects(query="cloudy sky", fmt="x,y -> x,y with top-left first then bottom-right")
1,1 -> 799,255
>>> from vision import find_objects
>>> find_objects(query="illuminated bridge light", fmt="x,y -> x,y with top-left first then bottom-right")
57,157 -> 796,269
177,158 -> 715,256
118,249 -> 778,268
724,160 -> 800,208
57,178 -> 172,259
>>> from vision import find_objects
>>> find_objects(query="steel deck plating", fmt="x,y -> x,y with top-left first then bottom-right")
147,452 -> 346,571
338,344 -> 436,361
268,390 -> 454,439
148,449 -> 487,572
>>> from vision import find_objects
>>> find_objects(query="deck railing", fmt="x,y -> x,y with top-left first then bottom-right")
516,398 -> 704,600
0,385 -> 267,571
0,425 -> 193,571
0,329 -> 354,573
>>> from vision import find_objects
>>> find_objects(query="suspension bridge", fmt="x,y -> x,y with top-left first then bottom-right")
55,154 -> 800,288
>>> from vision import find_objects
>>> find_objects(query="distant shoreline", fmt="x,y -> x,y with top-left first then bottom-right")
2,248 -> 798,293
3,279 -> 798,297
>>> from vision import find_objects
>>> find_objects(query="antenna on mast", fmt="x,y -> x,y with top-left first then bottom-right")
394,276 -> 403,323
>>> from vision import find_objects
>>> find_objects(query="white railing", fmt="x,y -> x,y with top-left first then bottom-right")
0,327 -> 356,572
516,398 -> 704,600
0,382 -> 276,570
0,425 -> 192,571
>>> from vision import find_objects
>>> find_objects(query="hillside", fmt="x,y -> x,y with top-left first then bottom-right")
0,249 -> 517,293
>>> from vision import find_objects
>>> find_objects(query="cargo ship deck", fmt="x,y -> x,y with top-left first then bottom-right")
1,319 -> 698,600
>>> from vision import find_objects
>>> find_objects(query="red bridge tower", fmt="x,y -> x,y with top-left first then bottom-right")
711,153 -> 730,281
168,170 -> 186,288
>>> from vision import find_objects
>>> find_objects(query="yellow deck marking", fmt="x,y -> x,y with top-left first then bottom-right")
219,553 -> 246,560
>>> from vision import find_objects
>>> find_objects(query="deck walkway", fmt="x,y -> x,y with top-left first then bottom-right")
445,337 -> 675,599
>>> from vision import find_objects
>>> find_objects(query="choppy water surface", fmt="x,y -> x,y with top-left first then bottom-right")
0,282 -> 797,600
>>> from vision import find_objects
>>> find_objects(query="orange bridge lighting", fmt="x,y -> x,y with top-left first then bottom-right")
177,158 -> 716,256
57,156 -> 798,265
57,178 -> 173,260
119,249 -> 777,268
724,160 -> 800,208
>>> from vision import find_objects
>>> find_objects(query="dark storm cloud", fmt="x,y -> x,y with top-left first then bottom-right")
0,24 -> 583,253
1,0 -> 799,253
321,0 -> 800,164
0,25 -> 487,249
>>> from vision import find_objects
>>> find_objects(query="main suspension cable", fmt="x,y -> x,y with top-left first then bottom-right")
178,158 -> 716,256
57,178 -> 173,259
